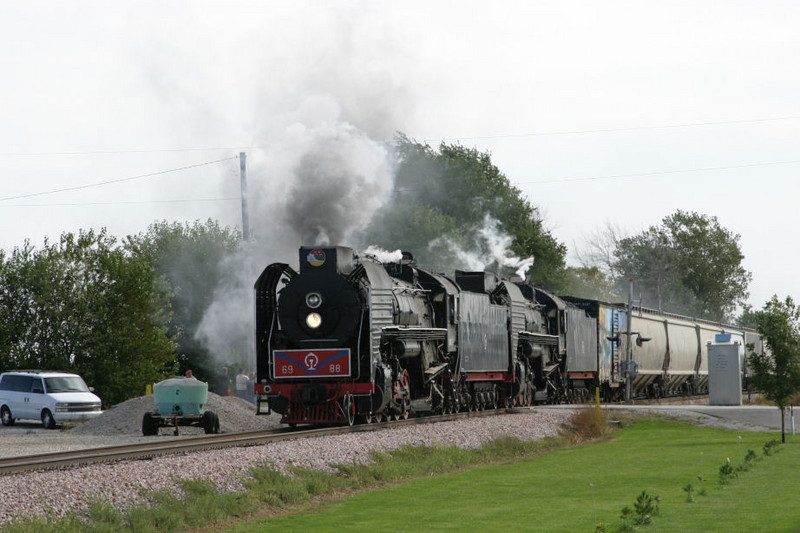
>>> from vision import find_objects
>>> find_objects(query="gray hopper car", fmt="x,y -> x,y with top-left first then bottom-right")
560,296 -> 762,401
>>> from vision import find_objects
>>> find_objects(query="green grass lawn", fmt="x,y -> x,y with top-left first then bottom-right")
229,419 -> 799,532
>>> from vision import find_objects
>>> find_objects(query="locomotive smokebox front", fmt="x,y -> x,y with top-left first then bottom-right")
277,249 -> 362,350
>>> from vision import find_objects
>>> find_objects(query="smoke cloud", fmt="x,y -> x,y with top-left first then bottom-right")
194,100 -> 533,369
194,95 -> 396,365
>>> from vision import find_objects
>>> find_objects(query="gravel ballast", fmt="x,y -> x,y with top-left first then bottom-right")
0,408 -> 574,526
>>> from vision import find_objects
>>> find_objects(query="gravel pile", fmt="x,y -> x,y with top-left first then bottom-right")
0,393 -> 285,460
71,391 -> 284,437
0,409 -> 574,526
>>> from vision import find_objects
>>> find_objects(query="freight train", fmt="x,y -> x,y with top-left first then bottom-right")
253,246 -> 760,426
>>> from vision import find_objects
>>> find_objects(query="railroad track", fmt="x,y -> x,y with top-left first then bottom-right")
0,408 -> 509,476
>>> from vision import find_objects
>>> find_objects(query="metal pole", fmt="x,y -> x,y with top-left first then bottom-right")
239,152 -> 250,241
625,278 -> 633,403
595,386 -> 601,422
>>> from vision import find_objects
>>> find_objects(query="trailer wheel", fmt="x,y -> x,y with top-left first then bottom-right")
203,410 -> 220,434
142,412 -> 159,436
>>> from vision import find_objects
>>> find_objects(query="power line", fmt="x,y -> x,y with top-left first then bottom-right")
517,158 -> 800,185
2,115 -> 799,157
0,197 -> 240,208
393,157 -> 800,192
0,147 -> 256,156
423,115 -> 800,143
0,157 -> 238,202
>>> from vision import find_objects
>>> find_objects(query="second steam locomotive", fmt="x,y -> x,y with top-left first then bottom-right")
254,246 -> 758,426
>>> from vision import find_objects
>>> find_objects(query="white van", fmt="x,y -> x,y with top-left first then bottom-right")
0,371 -> 103,428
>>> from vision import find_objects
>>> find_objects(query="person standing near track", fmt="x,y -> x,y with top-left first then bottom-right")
235,368 -> 250,401
246,372 -> 256,404
216,366 -> 230,396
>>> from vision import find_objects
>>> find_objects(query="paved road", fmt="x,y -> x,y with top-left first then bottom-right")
627,404 -> 798,431
542,403 -> 799,433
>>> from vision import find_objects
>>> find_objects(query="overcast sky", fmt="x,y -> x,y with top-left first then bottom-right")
1,1 -> 798,310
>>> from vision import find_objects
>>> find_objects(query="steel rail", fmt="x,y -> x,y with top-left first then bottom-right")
0,408 -> 508,476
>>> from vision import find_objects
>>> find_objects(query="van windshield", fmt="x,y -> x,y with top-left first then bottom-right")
44,376 -> 90,393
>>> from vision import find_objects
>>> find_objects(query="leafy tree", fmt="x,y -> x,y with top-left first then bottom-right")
748,296 -> 800,443
128,220 -> 241,383
362,135 -> 567,289
614,225 -> 690,312
613,210 -> 750,321
737,304 -> 760,329
662,210 -> 751,319
0,230 -> 177,406
564,266 -> 618,302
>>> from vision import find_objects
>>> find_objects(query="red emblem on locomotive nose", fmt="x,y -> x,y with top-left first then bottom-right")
307,249 -> 326,267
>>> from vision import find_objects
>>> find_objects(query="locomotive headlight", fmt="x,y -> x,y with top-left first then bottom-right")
306,312 -> 322,329
305,292 -> 322,309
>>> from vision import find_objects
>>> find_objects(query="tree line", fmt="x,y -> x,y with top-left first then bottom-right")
0,222 -> 240,406
372,136 -> 753,323
0,136 -> 795,408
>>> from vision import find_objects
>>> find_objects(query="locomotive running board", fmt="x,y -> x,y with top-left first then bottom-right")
424,363 -> 449,382
542,363 -> 560,376
519,331 -> 560,345
382,326 -> 448,341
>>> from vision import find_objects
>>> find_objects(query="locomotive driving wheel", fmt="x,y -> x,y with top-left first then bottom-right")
341,393 -> 355,426
444,397 -> 455,414
392,369 -> 411,420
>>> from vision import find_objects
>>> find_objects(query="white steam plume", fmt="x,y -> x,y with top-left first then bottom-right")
362,245 -> 403,264
430,215 -> 534,279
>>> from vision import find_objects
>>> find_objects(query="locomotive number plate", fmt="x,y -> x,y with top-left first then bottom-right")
273,349 -> 351,378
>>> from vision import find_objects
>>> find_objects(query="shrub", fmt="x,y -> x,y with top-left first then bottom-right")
683,483 -> 695,503
719,458 -> 737,485
632,490 -> 660,525
618,490 -> 660,530
558,407 -> 610,443
763,439 -> 782,456
738,449 -> 758,472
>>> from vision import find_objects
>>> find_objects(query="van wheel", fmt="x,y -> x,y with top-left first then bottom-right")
1,406 -> 14,426
41,409 -> 56,429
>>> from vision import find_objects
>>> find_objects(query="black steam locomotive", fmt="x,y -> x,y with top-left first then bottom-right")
254,246 -> 758,426
254,245 -> 574,425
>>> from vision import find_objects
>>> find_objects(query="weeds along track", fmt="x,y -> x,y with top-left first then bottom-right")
0,408 -> 508,476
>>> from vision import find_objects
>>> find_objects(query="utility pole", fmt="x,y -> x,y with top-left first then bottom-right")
625,278 -> 633,403
239,152 -> 250,241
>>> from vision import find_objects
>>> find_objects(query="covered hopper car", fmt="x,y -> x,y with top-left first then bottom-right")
560,297 -> 762,401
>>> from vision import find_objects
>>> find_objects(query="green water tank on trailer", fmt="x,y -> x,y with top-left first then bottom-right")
152,377 -> 208,416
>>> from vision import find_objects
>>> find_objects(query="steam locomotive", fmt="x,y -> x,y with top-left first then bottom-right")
253,246 -> 759,426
